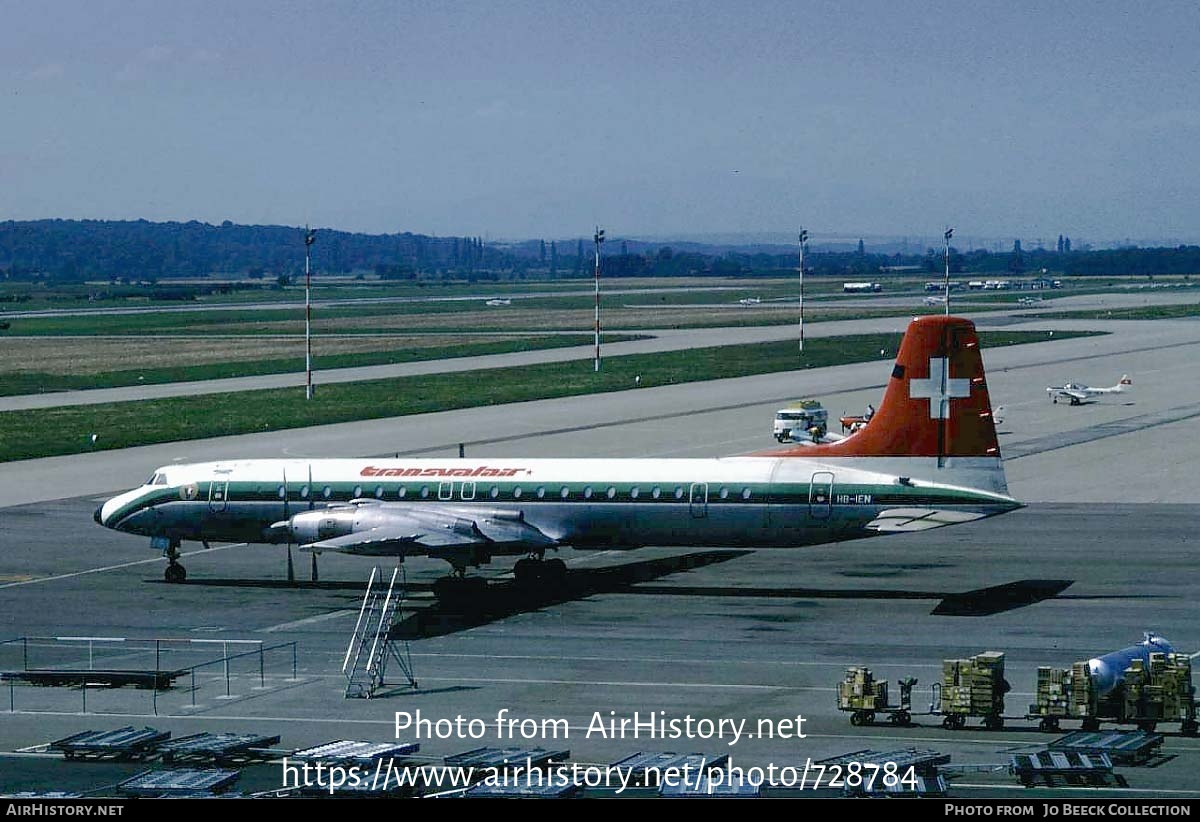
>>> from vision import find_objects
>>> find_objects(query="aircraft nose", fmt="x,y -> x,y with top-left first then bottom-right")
94,506 -> 103,525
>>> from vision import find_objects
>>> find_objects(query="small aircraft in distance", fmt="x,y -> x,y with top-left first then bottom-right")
1017,296 -> 1043,305
738,297 -> 762,305
1047,375 -> 1132,405
923,295 -> 947,307
485,298 -> 512,307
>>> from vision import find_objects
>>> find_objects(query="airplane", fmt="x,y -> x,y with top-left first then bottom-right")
95,315 -> 1020,598
923,295 -> 947,307
485,298 -> 512,307
738,297 -> 762,305
1047,375 -> 1132,405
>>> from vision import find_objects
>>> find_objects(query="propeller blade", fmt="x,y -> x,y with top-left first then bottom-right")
283,468 -> 295,585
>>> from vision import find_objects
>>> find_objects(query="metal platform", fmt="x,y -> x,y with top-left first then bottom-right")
1049,729 -> 1164,766
465,781 -> 582,799
50,726 -> 171,761
444,746 -> 569,772
2,668 -> 186,690
846,773 -> 949,798
156,732 -> 282,764
608,752 -> 730,787
290,739 -> 420,766
816,747 -> 951,776
1011,750 -> 1126,788
660,774 -> 760,798
117,768 -> 241,797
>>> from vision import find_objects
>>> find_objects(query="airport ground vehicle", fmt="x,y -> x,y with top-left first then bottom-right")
772,400 -> 829,442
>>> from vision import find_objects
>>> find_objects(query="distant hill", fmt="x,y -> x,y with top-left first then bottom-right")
1,218 -> 1197,282
0,219 -> 506,281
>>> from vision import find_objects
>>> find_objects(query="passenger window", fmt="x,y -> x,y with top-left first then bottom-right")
513,486 -> 523,499
583,486 -> 593,499
606,487 -> 617,499
375,486 -> 385,498
630,486 -> 640,499
490,486 -> 500,498
277,485 -> 286,499
560,486 -> 571,499
651,486 -> 661,499
323,486 -> 333,499
300,485 -> 309,499
742,487 -> 753,500
398,486 -> 407,498
674,486 -> 684,499
420,486 -> 430,498
536,487 -> 546,498
719,487 -> 729,499
353,486 -> 363,498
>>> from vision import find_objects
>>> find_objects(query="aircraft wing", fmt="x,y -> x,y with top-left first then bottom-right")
1058,388 -> 1090,401
301,528 -> 432,556
290,503 -> 556,557
865,508 -> 987,533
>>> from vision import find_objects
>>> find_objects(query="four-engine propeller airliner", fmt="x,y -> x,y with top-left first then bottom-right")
95,315 -> 1021,597
1047,375 -> 1132,405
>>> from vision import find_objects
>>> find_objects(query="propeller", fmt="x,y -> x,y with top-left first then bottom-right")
283,467 -> 295,584
308,464 -> 318,583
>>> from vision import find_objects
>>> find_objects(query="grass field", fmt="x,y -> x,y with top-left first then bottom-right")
0,333 -> 642,395
1016,303 -> 1200,321
0,329 -> 1101,462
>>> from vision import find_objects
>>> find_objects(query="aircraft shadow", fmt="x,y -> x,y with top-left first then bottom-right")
392,552 -> 1076,638
168,578 -> 369,592
392,550 -> 752,639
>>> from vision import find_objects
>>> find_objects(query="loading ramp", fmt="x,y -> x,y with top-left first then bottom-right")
344,566 -> 417,698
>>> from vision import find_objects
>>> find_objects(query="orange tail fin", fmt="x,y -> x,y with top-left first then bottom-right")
770,315 -> 1001,459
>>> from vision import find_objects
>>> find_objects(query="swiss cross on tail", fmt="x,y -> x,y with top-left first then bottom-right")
756,315 -> 1001,459
909,357 -> 972,419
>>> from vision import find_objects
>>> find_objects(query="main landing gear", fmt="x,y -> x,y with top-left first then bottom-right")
513,556 -> 567,587
163,539 -> 186,583
431,574 -> 488,603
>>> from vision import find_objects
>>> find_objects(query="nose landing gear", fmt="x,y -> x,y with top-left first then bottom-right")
162,539 -> 186,583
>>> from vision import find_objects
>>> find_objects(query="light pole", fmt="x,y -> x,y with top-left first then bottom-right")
593,227 -> 604,372
798,228 -> 807,354
304,226 -> 316,399
943,227 -> 954,316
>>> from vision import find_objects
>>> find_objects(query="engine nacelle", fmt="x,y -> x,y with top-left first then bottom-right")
286,508 -> 358,544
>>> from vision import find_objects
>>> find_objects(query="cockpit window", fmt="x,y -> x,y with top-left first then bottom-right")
150,473 -> 168,486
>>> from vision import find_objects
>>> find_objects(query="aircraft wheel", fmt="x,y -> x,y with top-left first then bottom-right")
164,564 -> 186,584
850,711 -> 864,726
542,558 -> 568,584
513,558 -> 540,585
942,716 -> 957,730
892,710 -> 911,727
433,575 -> 487,604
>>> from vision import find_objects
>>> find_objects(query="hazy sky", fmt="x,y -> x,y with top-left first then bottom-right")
3,1 -> 1199,243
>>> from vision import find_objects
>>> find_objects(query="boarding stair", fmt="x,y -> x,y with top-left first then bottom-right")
343,566 -> 416,698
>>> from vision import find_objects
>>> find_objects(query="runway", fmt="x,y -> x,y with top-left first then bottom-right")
1,314 -> 1198,796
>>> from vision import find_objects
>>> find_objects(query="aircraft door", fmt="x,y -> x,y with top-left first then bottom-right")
689,483 -> 708,518
208,472 -> 231,512
809,472 -> 834,520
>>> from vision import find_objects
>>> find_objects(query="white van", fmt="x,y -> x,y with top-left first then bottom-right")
773,401 -> 829,442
